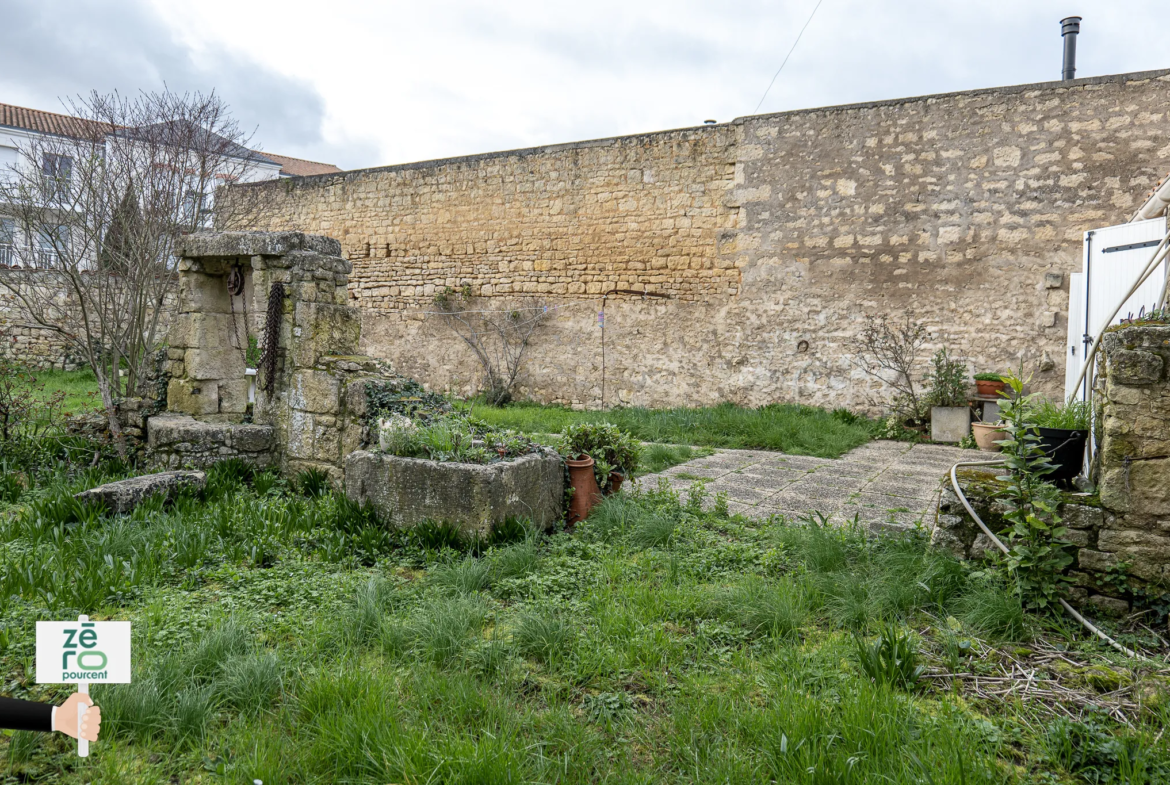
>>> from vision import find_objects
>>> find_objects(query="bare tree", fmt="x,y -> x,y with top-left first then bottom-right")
0,89 -> 266,457
850,313 -> 931,423
432,286 -> 550,405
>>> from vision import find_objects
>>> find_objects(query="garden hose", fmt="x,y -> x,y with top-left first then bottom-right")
947,460 -> 1151,662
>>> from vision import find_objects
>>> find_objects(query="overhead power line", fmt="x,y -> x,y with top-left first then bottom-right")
753,0 -> 825,114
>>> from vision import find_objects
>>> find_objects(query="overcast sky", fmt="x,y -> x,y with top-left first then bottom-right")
2,1 -> 1168,170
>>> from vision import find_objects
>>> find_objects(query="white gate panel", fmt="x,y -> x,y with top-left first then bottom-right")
1065,218 -> 1168,402
1065,272 -> 1084,400
1084,219 -> 1167,338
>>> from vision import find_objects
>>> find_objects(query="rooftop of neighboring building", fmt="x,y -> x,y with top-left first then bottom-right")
0,101 -> 340,178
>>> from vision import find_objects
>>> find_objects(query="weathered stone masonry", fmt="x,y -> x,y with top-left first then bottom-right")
245,70 -> 1170,411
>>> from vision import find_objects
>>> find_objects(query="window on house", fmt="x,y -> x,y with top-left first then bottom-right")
35,224 -> 69,266
0,218 -> 14,266
41,152 -> 73,197
182,188 -> 213,228
0,146 -> 17,181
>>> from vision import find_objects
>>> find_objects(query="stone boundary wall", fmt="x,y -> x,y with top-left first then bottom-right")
244,70 -> 1170,411
0,268 -> 174,370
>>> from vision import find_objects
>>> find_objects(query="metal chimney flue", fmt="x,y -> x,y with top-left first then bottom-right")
1061,16 -> 1081,81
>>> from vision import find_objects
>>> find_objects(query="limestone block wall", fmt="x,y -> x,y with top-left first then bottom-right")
242,69 -> 1170,412
1095,324 -> 1170,586
1,269 -> 172,371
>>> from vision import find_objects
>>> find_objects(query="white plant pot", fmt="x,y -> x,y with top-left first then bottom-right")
931,406 -> 971,443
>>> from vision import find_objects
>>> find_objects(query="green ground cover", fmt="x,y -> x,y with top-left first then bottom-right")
27,369 -> 101,416
467,400 -> 874,458
1,463 -> 1165,784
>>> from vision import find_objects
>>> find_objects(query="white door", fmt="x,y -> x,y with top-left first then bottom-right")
1065,218 -> 1168,401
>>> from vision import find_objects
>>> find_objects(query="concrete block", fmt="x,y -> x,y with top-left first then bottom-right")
291,302 -> 361,368
75,471 -> 205,515
345,450 -> 564,535
218,378 -> 251,414
931,406 -> 971,443
178,273 -> 231,313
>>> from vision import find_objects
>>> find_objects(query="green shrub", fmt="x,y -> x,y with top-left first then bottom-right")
558,421 -> 641,491
926,348 -> 969,408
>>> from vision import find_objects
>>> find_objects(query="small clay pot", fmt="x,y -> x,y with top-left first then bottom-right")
975,380 -> 1007,397
607,471 -> 625,494
971,422 -> 1009,452
566,454 -> 602,524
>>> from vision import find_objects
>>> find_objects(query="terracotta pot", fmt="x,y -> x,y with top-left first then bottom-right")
971,422 -> 1009,452
607,471 -> 625,494
975,380 -> 1007,397
566,455 -> 602,524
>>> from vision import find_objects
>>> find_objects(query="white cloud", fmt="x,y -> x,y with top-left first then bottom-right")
7,0 -> 1169,170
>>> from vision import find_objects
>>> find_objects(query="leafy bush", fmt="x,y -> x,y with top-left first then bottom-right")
926,348 -> 969,408
558,421 -> 641,492
996,373 -> 1074,610
973,372 -> 1005,382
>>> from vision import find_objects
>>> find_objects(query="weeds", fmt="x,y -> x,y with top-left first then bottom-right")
854,625 -> 926,689
1,456 -> 1161,783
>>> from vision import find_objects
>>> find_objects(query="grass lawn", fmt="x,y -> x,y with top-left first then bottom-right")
11,368 -> 100,417
1,463 -> 1165,784
468,401 -> 874,458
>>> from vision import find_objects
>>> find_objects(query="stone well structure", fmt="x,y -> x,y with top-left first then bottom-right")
151,231 -> 398,481
146,230 -> 565,532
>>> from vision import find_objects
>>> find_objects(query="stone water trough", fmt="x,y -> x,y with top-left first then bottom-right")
344,450 -> 563,536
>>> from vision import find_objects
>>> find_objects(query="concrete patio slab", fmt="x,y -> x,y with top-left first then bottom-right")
635,439 -> 981,533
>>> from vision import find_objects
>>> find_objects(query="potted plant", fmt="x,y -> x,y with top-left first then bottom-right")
970,420 -> 1009,452
1029,398 -> 1091,485
558,423 -> 642,521
973,372 -> 1007,397
927,348 -> 971,443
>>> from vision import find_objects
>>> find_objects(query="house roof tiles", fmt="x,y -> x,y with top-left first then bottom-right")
0,101 -> 340,177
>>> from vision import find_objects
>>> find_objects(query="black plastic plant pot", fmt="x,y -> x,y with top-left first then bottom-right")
1036,427 -> 1088,485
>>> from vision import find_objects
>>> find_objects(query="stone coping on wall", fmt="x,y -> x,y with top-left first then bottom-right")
176,231 -> 342,259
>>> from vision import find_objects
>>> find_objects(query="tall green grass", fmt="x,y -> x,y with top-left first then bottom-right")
2,460 -> 1164,784
467,400 -> 873,457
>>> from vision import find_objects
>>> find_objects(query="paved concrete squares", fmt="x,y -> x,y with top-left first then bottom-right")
637,441 -> 981,533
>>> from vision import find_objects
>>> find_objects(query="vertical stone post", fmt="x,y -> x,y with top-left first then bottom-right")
247,236 -> 362,477
1096,325 -> 1170,586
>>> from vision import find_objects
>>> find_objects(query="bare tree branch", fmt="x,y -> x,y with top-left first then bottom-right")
0,89 -> 263,458
431,287 -> 549,405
